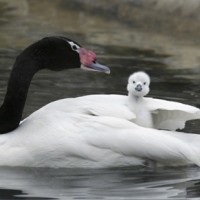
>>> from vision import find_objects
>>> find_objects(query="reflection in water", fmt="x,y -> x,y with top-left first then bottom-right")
0,166 -> 200,200
0,0 -> 200,199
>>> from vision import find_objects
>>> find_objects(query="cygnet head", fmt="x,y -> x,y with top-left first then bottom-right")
127,71 -> 150,97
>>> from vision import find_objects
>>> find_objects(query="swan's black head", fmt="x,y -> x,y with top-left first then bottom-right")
16,36 -> 110,74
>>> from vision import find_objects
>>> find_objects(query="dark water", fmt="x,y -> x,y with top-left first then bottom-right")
0,0 -> 200,199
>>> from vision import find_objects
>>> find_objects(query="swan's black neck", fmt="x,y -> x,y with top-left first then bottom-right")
0,58 -> 39,133
0,37 -> 80,134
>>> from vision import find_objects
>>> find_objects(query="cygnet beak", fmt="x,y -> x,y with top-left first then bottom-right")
135,84 -> 142,92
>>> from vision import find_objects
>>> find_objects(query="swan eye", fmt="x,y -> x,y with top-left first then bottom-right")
68,41 -> 80,51
133,81 -> 136,84
72,45 -> 77,50
143,82 -> 146,85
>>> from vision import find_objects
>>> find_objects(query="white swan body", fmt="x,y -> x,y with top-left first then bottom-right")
0,94 -> 199,168
0,111 -> 198,168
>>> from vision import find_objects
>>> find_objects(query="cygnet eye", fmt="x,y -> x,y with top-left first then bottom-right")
143,82 -> 146,85
133,81 -> 136,84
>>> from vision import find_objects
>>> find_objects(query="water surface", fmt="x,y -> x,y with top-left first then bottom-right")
0,166 -> 200,200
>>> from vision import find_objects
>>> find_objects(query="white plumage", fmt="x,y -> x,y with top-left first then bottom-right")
0,93 -> 199,168
55,94 -> 200,131
126,71 -> 200,130
127,71 -> 153,128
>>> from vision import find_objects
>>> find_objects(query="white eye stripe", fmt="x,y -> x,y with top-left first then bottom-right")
68,41 -> 80,52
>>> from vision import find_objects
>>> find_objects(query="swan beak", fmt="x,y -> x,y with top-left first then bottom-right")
81,62 -> 110,74
79,48 -> 110,74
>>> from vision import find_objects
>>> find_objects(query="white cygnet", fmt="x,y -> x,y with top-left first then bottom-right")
127,71 -> 153,128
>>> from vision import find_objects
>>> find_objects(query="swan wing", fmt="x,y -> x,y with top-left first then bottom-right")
41,94 -> 136,120
78,116 -> 200,167
14,112 -> 200,168
144,97 -> 200,130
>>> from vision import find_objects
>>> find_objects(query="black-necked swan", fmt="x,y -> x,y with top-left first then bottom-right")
1,36 -> 200,168
127,71 -> 153,128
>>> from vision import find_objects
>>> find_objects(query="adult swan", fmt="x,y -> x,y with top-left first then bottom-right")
0,36 -> 200,168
